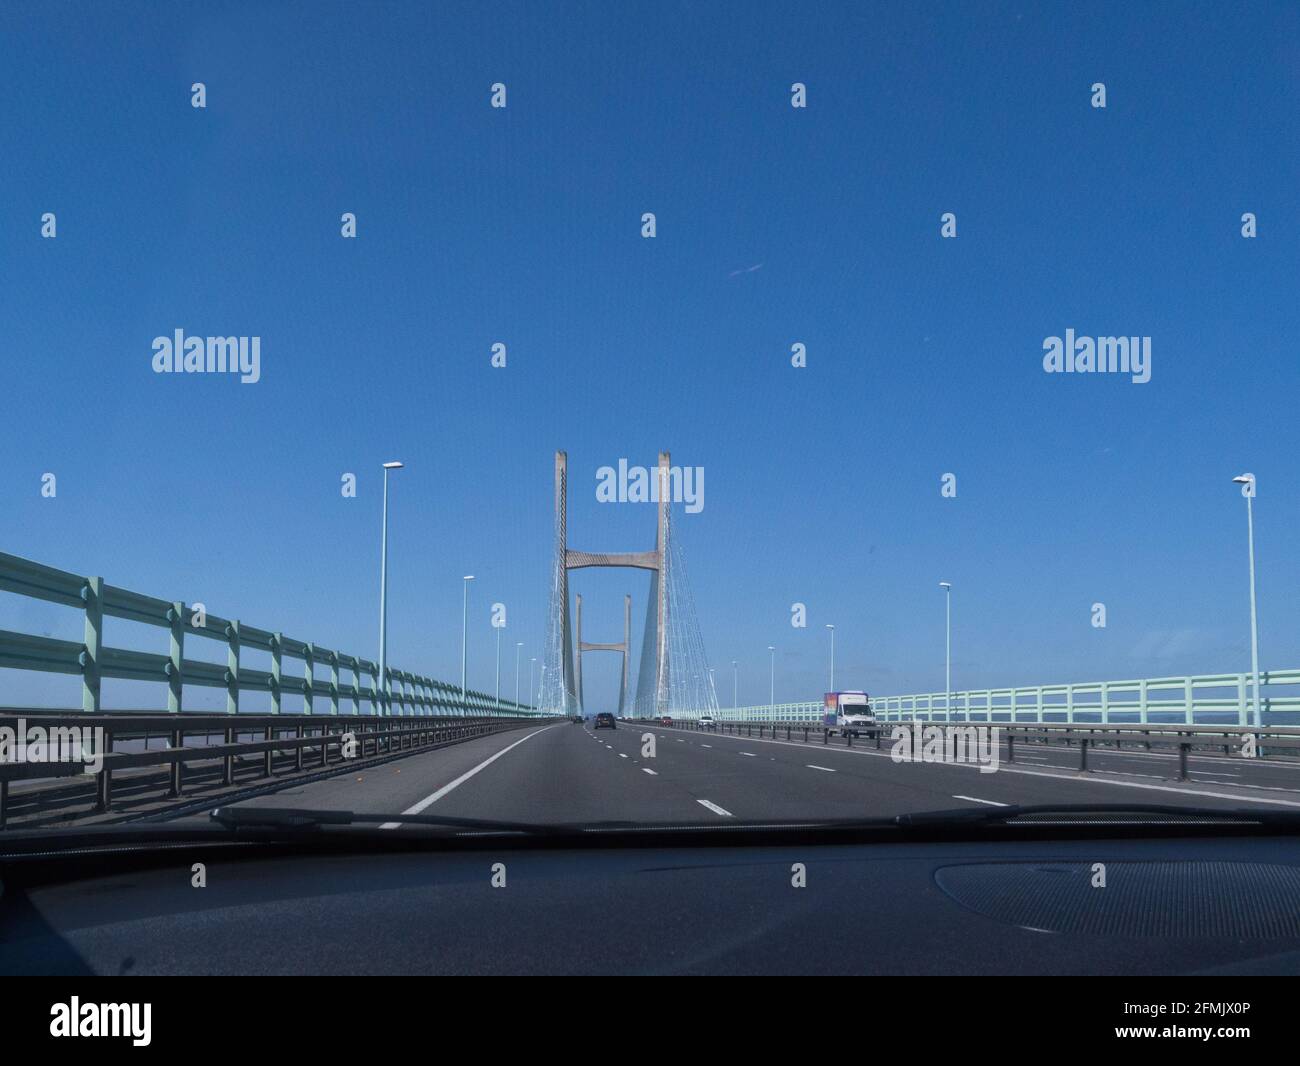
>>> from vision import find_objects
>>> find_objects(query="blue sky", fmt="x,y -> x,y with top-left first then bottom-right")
1,0 -> 1298,711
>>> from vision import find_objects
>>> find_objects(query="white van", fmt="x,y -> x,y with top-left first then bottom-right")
822,691 -> 877,738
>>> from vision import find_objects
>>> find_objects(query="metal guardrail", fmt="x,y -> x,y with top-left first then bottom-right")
0,709 -> 557,829
709,670 -> 1300,726
0,551 -> 536,718
640,717 -> 1300,778
992,723 -> 1300,778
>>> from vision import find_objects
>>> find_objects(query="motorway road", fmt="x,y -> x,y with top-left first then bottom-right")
211,719 -> 1300,824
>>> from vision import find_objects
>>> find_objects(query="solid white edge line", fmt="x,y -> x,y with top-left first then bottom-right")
697,799 -> 733,817
378,724 -> 560,829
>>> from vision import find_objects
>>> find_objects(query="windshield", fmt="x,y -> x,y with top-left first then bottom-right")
0,4 -> 1295,856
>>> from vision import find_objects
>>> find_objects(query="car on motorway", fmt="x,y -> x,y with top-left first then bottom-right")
593,712 -> 616,729
659,715 -> 673,726
698,715 -> 716,730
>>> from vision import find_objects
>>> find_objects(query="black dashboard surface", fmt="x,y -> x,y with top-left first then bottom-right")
4,835 -> 1300,975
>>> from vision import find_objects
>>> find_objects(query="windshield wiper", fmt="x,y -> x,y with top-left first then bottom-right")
894,803 -> 1300,828
208,806 -> 570,836
203,802 -> 1300,840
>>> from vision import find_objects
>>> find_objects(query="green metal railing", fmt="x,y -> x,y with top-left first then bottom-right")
0,551 -> 537,718
711,669 -> 1300,726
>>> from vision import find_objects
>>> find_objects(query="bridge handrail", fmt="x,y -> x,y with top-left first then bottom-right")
704,669 -> 1300,727
0,551 -> 537,717
685,719 -> 1300,738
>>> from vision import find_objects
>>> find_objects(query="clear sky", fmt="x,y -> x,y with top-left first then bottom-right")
1,1 -> 1297,711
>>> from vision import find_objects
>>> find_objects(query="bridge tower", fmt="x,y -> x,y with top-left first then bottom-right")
544,450 -> 671,716
575,593 -> 631,714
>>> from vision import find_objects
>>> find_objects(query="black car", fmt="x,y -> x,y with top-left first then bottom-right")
593,712 -> 616,729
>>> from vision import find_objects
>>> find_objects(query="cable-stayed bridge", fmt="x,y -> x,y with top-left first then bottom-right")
2,489 -> 1299,835
540,451 -> 719,719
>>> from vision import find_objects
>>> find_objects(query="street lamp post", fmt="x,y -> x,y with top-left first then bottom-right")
1233,474 -> 1262,728
768,646 -> 775,716
825,623 -> 836,692
514,641 -> 523,709
494,620 -> 502,709
529,657 -> 537,712
939,582 -> 952,718
731,660 -> 738,711
377,461 -> 403,716
460,575 -> 475,710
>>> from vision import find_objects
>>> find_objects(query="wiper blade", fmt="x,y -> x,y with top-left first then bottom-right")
895,803 -> 1300,828
208,806 -> 568,835
204,803 -> 1300,840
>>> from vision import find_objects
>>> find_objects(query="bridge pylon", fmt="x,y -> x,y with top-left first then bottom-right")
575,593 -> 631,714
543,451 -> 671,717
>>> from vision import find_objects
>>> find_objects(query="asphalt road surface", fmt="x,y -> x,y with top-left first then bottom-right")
215,719 -> 1300,824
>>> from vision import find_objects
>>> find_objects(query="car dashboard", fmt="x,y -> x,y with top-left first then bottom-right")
3,832 -> 1299,975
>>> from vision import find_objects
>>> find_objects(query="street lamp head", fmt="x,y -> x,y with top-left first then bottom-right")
825,623 -> 834,630
382,461 -> 404,469
1233,474 -> 1253,484
767,645 -> 775,652
939,582 -> 952,590
463,575 -> 475,581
